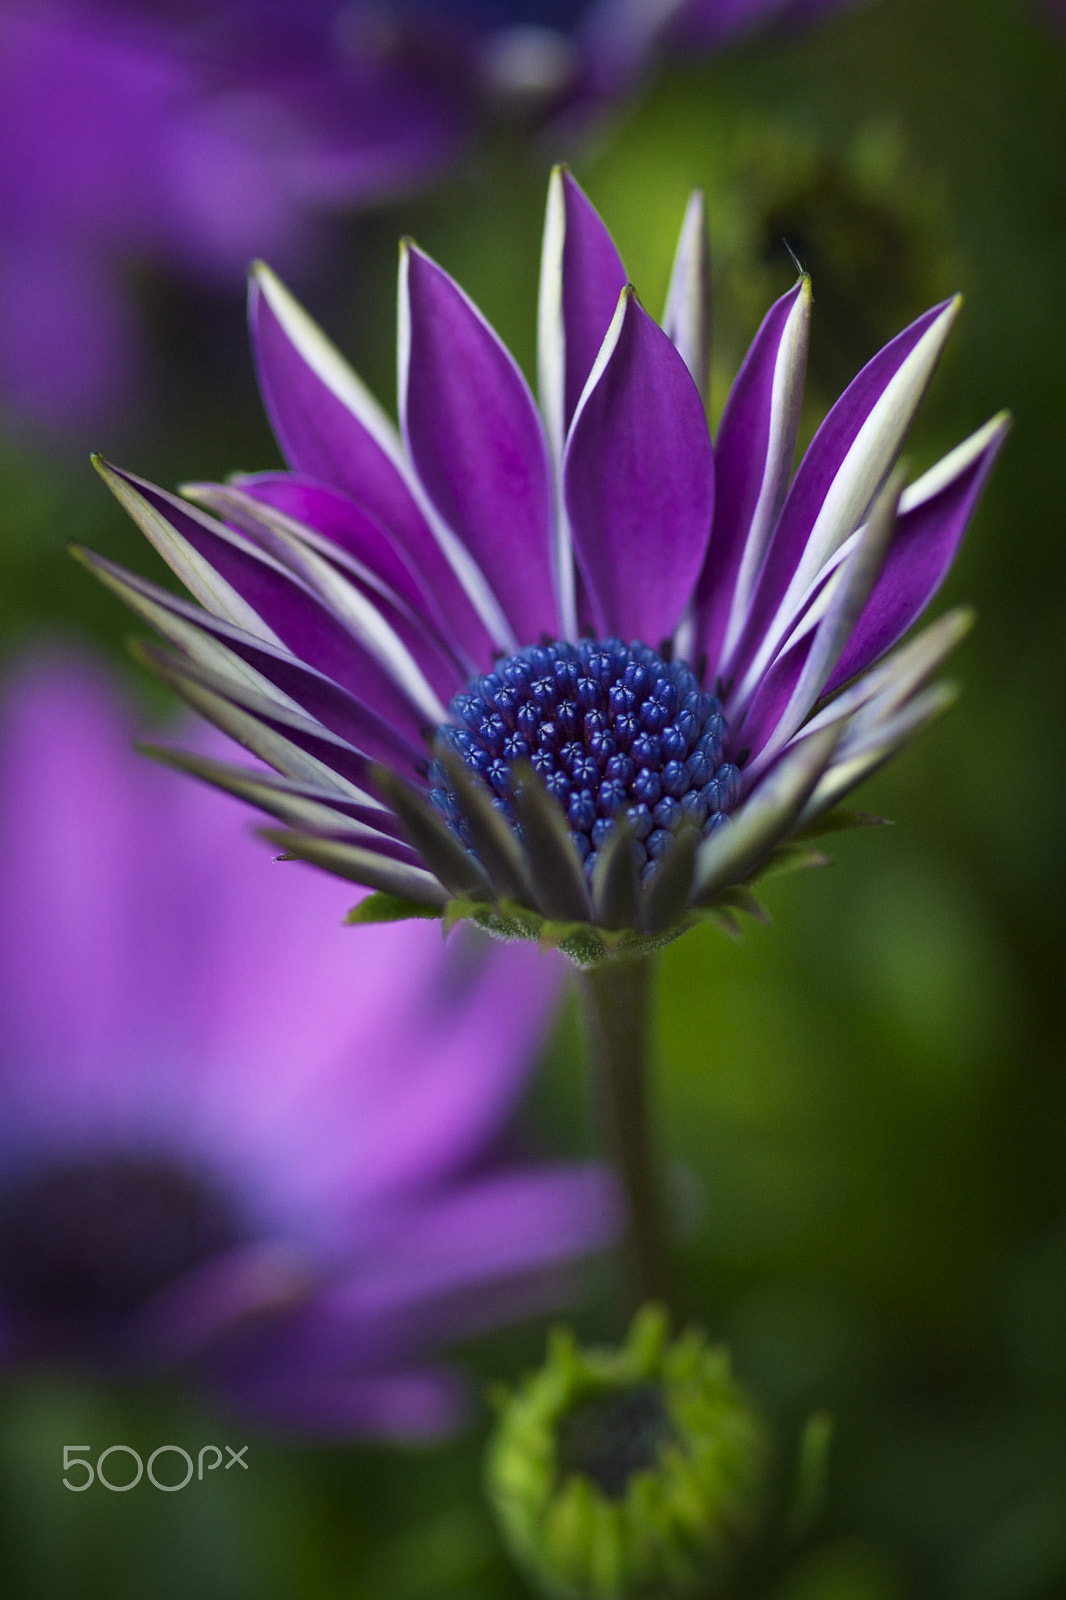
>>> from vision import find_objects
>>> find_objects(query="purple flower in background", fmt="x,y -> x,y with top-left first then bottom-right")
0,0 -> 860,431
0,656 -> 614,1434
85,169 -> 1005,961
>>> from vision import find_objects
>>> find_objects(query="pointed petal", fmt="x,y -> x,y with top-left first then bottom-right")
733,297 -> 962,689
189,481 -> 455,721
695,279 -> 810,674
262,828 -> 449,906
139,745 -> 414,858
564,289 -> 715,643
77,548 -> 426,778
742,467 -> 903,771
371,768 -> 493,900
803,607 -> 974,739
399,243 -> 558,646
513,767 -> 592,922
249,264 -> 496,668
128,635 -> 400,800
94,461 -> 432,747
662,190 -> 710,402
692,725 -> 841,902
823,413 -> 1008,695
538,167 -> 629,460
800,682 -> 958,823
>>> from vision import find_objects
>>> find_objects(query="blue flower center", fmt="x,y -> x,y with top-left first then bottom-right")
0,1154 -> 241,1328
430,638 -> 739,885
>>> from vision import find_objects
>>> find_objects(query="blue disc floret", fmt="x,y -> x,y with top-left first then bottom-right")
429,639 -> 740,884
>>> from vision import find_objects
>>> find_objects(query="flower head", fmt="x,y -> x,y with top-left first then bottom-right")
85,168 -> 1006,964
486,1306 -> 768,1599
0,655 -> 615,1434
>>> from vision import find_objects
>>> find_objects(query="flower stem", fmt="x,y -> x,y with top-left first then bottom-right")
579,954 -> 671,1312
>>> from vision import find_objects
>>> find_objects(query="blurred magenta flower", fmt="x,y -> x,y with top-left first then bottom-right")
0,655 -> 615,1434
85,170 -> 1006,961
0,0 -> 860,431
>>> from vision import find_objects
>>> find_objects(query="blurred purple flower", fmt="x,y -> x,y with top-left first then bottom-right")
85,170 -> 1006,957
0,0 -> 861,431
0,655 -> 614,1435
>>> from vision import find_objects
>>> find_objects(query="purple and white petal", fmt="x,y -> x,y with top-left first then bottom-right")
822,412 -> 1009,694
399,243 -> 558,647
692,724 -> 842,901
742,468 -> 901,773
250,264 -> 497,668
662,189 -> 710,402
696,278 -> 811,675
538,167 -> 629,460
732,297 -> 961,698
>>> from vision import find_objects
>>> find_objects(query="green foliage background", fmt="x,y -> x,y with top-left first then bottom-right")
1,0 -> 1064,1595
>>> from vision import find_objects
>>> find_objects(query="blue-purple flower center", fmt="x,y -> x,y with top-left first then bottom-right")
429,639 -> 739,884
0,1154 -> 241,1327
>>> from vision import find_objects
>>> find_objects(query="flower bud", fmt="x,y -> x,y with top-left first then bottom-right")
486,1307 -> 768,1600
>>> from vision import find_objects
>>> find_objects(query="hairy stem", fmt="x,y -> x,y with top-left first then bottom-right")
580,955 -> 672,1311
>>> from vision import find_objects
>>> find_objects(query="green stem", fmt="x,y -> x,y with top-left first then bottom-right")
579,954 -> 672,1312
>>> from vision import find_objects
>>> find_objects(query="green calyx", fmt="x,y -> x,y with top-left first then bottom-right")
486,1307 -> 769,1600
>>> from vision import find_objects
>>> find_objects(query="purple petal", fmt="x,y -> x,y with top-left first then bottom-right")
249,264 -> 497,669
538,167 -> 628,456
97,462 -> 434,750
823,413 -> 1008,695
564,289 -> 714,642
190,481 -> 463,713
399,243 -> 558,646
233,471 -> 439,620
328,1166 -> 618,1324
695,278 -> 810,674
730,297 -> 961,692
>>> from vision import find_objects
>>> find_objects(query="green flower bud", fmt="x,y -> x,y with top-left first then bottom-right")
486,1307 -> 769,1600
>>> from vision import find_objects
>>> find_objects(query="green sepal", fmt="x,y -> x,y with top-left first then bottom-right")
346,892 -> 445,926
749,842 -> 833,884
439,897 -> 702,968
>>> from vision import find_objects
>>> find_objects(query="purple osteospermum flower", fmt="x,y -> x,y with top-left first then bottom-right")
0,655 -> 615,1433
0,0 -> 470,428
84,169 -> 1006,964
0,0 -> 862,431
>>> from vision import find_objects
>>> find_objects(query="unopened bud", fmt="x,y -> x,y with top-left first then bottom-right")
486,1306 -> 768,1600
